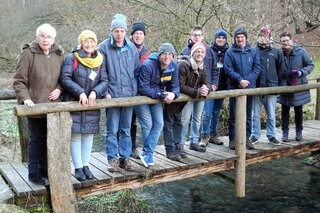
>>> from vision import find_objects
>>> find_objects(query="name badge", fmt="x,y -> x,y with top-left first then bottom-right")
89,70 -> 97,81
217,62 -> 223,68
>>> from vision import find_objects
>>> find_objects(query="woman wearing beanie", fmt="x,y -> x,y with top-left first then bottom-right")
60,30 -> 108,181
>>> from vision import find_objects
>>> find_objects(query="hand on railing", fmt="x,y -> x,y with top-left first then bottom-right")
24,99 -> 35,107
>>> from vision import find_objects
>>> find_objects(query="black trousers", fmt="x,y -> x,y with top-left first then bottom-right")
281,105 -> 303,131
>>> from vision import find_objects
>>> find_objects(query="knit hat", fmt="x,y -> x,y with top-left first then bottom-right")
158,43 -> 176,56
214,29 -> 228,40
234,27 -> 247,38
191,42 -> 206,56
110,14 -> 128,31
259,27 -> 271,38
131,22 -> 146,35
78,30 -> 98,47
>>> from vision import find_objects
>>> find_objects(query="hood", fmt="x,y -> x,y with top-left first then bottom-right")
177,55 -> 191,67
22,41 -> 64,55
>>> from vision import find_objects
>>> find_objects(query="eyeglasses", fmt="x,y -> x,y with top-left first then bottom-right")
192,33 -> 203,37
38,34 -> 54,40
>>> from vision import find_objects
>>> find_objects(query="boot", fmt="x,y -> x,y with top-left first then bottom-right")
282,129 -> 289,142
209,133 -> 223,145
176,144 -> 188,158
229,139 -> 235,150
74,168 -> 86,181
199,135 -> 209,147
83,166 -> 93,179
166,149 -> 181,161
296,129 -> 302,141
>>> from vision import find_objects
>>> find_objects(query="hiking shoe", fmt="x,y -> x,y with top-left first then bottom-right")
83,166 -> 93,179
74,168 -> 86,181
296,129 -> 303,141
189,143 -> 206,152
139,154 -> 154,168
229,139 -> 235,150
176,144 -> 188,158
131,148 -> 140,159
119,158 -> 134,171
246,139 -> 255,150
209,134 -> 223,145
167,151 -> 181,161
249,136 -> 259,144
282,130 -> 289,142
107,159 -> 119,172
199,135 -> 209,147
269,137 -> 281,145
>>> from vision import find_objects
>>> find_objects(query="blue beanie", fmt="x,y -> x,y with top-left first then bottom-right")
214,29 -> 228,40
131,22 -> 146,35
110,14 -> 128,31
158,43 -> 176,56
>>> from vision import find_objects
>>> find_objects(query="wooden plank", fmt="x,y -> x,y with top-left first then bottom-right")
0,162 -> 32,197
130,157 -> 165,176
206,144 -> 239,160
154,146 -> 190,170
47,112 -> 77,213
0,175 -> 14,202
10,162 -> 46,195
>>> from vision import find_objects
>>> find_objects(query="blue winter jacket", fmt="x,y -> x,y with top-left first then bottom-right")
60,50 -> 108,134
138,52 -> 180,100
278,46 -> 314,106
98,35 -> 140,98
180,39 -> 218,87
210,41 -> 229,90
224,42 -> 261,89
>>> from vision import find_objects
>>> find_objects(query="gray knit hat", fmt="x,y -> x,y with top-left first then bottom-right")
158,43 -> 176,56
110,14 -> 128,31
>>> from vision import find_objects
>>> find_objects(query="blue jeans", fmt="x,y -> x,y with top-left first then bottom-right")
135,103 -> 164,156
163,109 -> 183,152
105,107 -> 133,161
251,95 -> 277,140
70,133 -> 93,169
229,96 -> 253,140
202,98 -> 224,136
181,100 -> 205,144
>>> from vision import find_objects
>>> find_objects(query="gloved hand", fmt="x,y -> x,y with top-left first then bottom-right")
291,70 -> 302,78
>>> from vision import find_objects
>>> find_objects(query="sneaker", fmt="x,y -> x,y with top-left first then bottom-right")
189,143 -> 206,152
269,137 -> 281,145
296,129 -> 302,141
209,134 -> 223,145
199,135 -> 209,147
74,168 -> 86,181
107,159 -> 119,172
246,139 -> 255,150
139,154 -> 154,167
83,166 -> 93,179
131,148 -> 140,159
229,139 -> 235,150
119,158 -> 134,171
249,136 -> 258,144
282,130 -> 289,142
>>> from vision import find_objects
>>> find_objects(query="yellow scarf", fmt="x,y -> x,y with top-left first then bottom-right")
74,51 -> 103,69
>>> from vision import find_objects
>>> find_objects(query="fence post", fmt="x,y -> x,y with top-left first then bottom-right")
17,116 -> 28,162
47,112 -> 77,213
316,79 -> 320,120
235,95 -> 246,197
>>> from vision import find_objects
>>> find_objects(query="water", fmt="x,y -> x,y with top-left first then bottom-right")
134,155 -> 320,213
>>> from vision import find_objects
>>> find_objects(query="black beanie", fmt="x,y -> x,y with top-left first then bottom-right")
131,22 -> 146,35
234,27 -> 247,38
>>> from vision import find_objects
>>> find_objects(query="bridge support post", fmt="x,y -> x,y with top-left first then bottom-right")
47,112 -> 77,213
235,95 -> 246,197
316,79 -> 320,120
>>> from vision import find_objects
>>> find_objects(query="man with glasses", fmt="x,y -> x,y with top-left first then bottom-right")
278,32 -> 314,142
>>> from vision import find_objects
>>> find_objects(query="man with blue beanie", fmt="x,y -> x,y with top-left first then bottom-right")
99,14 -> 140,172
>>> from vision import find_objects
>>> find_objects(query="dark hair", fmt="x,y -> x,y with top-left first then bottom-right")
279,32 -> 292,39
192,26 -> 203,34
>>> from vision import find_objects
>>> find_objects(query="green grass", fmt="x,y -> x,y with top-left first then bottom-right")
313,57 -> 320,75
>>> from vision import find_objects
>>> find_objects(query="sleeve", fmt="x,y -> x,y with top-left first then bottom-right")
300,48 -> 314,76
224,50 -> 243,84
138,62 -> 162,99
179,62 -> 198,98
92,57 -> 109,98
170,62 -> 180,99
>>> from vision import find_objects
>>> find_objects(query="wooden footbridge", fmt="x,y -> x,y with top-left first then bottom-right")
0,76 -> 320,212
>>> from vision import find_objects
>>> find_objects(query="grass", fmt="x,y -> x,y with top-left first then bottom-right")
312,57 -> 320,75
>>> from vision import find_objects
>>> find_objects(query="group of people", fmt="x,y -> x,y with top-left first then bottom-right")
13,13 -> 314,185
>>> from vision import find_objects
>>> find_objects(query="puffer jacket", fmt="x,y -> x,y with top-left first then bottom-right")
180,39 -> 218,87
210,41 -> 229,90
138,52 -> 180,99
224,42 -> 261,89
13,41 -> 64,105
256,44 -> 285,88
278,46 -> 314,106
60,49 -> 108,134
98,36 -> 140,98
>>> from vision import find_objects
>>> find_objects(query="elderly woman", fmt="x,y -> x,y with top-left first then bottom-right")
13,23 -> 64,185
60,30 -> 107,181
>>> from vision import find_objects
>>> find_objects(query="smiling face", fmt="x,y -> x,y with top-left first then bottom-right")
36,32 -> 55,54
215,36 -> 227,47
280,35 -> 293,51
132,30 -> 145,46
192,48 -> 205,63
235,34 -> 246,48
159,52 -> 174,69
81,38 -> 96,55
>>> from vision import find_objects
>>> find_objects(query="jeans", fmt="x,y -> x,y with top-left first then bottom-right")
202,98 -> 224,136
105,107 -> 133,161
229,96 -> 253,140
70,133 -> 94,169
251,95 -> 277,140
181,100 -> 205,144
135,103 -> 164,156
27,117 -> 47,175
163,109 -> 183,152
281,105 -> 303,131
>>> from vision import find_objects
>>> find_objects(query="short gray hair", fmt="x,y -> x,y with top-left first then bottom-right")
36,23 -> 56,38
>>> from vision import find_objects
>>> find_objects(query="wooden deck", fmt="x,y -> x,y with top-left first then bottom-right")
1,120 -> 320,201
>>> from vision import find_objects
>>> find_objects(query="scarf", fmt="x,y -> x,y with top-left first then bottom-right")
74,51 -> 103,69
